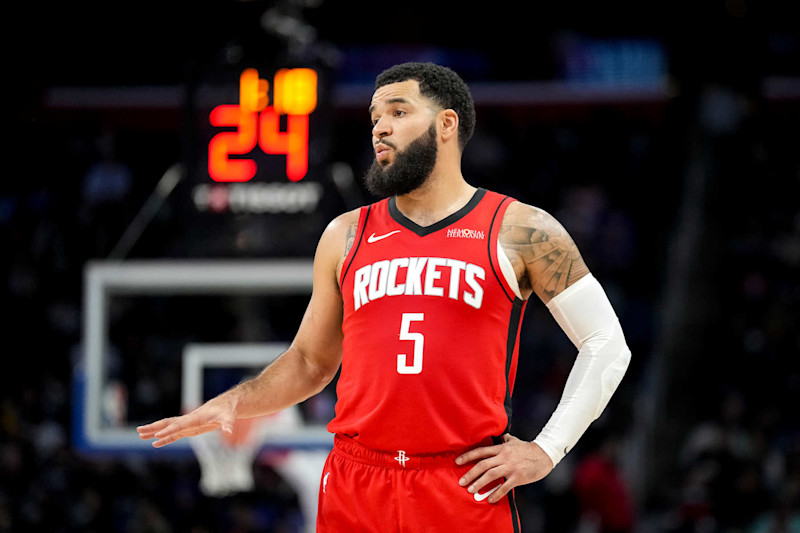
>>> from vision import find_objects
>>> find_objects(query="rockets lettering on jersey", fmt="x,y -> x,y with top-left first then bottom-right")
352,257 -> 485,311
331,189 -> 527,455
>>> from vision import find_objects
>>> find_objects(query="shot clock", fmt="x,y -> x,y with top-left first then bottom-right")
175,63 -> 336,257
208,68 -> 318,183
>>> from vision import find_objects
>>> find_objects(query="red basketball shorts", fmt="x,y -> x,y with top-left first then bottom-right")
316,435 -> 521,532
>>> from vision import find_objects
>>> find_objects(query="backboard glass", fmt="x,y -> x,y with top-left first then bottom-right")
75,259 -> 335,456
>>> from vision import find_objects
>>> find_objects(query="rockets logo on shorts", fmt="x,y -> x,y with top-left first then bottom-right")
394,450 -> 408,467
352,257 -> 485,310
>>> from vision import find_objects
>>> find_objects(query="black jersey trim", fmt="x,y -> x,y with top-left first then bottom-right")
504,298 -> 524,434
507,487 -> 522,533
387,188 -> 487,237
340,205 -> 371,286
490,436 -> 522,533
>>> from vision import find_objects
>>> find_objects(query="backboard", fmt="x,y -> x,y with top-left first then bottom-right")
75,259 -> 335,456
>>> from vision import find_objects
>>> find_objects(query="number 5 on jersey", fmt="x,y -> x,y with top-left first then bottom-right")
397,313 -> 424,374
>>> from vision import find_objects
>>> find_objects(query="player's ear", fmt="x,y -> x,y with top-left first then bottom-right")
439,109 -> 459,144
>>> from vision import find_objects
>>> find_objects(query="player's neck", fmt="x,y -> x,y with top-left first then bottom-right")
394,165 -> 477,228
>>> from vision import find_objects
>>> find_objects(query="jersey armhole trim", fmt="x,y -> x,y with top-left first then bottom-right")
497,241 -> 523,299
339,205 -> 371,288
488,196 -> 518,303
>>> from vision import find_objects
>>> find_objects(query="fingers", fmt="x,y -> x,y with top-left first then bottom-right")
485,477 -> 516,504
455,442 -> 502,497
151,422 -> 222,448
460,458 -> 526,504
458,457 -> 507,498
456,434 -> 551,504
136,412 -> 234,448
455,442 -> 501,466
136,418 -> 174,439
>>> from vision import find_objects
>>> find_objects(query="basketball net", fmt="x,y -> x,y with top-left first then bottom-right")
187,406 -> 311,498
188,406 -> 330,533
188,416 -> 268,497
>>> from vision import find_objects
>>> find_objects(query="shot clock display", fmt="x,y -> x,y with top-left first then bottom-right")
177,63 -> 334,257
208,67 -> 318,182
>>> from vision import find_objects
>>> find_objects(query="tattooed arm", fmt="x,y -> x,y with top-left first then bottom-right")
458,201 -> 630,499
503,202 -> 630,466
499,201 -> 590,303
332,209 -> 358,289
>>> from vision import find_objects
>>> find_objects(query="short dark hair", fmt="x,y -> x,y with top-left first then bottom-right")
375,62 -> 476,151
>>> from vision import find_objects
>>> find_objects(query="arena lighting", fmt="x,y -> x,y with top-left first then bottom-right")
208,68 -> 318,182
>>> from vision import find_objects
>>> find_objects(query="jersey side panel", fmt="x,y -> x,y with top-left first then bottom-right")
487,196 -> 527,429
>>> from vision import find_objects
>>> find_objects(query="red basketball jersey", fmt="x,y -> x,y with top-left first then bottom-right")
330,188 -> 526,454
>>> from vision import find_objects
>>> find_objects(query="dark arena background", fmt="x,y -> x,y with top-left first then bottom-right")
5,1 -> 800,531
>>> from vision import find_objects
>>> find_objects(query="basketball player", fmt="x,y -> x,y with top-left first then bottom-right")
138,62 -> 632,532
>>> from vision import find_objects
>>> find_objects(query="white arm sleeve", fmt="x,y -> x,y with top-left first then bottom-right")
532,274 -> 631,467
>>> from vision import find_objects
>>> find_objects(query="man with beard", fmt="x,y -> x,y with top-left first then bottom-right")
139,62 -> 632,532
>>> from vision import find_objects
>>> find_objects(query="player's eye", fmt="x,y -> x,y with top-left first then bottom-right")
371,109 -> 405,126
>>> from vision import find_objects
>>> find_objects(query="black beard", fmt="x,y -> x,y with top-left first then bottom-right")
364,124 -> 438,198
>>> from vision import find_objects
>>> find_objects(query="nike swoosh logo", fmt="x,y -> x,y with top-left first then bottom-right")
367,230 -> 400,243
473,485 -> 500,502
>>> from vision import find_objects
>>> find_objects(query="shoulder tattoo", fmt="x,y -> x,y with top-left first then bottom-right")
499,207 -> 589,302
343,222 -> 357,259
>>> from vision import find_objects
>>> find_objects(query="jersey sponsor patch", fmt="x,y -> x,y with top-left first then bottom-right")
352,256 -> 485,311
446,228 -> 485,240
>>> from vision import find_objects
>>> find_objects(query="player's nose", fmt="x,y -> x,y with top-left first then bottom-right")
372,116 -> 391,139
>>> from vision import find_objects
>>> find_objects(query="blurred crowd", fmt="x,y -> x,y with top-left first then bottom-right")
659,86 -> 800,532
3,59 -> 799,533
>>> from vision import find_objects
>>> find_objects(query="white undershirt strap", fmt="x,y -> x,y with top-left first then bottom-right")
496,241 -> 522,299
